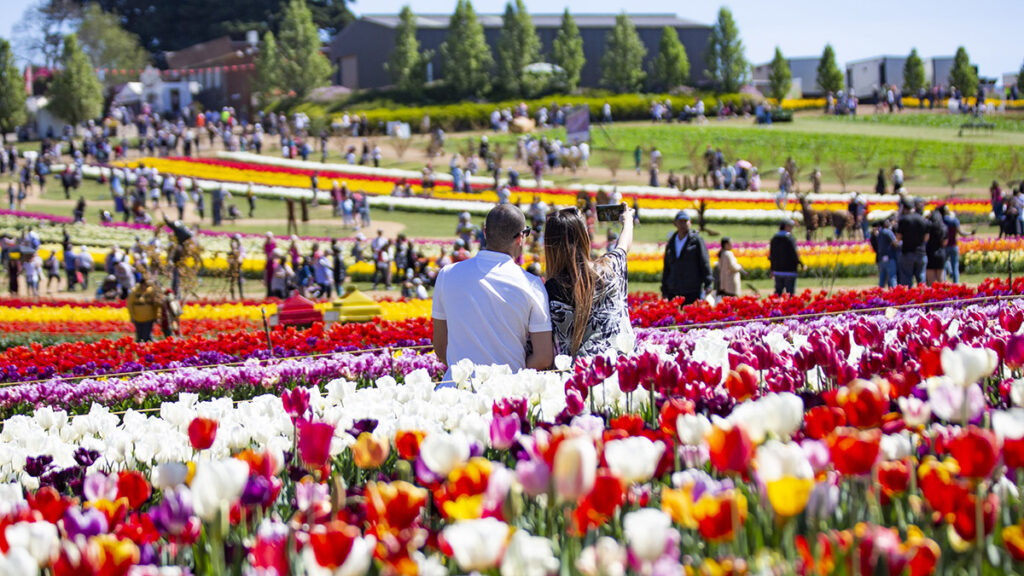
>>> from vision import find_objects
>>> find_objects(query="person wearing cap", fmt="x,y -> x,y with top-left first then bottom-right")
661,211 -> 712,305
896,198 -> 929,286
769,219 -> 802,296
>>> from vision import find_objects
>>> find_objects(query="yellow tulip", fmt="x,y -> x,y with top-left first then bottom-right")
765,476 -> 814,517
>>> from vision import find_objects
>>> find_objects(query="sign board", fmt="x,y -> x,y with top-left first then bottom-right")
565,105 -> 590,144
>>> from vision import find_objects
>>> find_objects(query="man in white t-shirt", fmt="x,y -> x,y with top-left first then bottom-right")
432,204 -> 553,383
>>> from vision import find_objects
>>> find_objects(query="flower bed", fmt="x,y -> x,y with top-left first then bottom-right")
2,280 -> 1021,384
1,289 -> 1024,573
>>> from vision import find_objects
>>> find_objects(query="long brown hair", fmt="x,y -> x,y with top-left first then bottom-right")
544,208 -> 602,355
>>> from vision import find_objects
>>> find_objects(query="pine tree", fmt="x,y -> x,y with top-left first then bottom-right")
705,7 -> 747,93
551,8 -> 584,92
496,0 -> 539,97
601,13 -> 646,93
816,44 -> 844,94
277,0 -> 333,99
440,0 -> 493,98
48,34 -> 103,131
255,31 -> 282,105
767,47 -> 791,104
387,5 -> 429,96
949,46 -> 978,99
903,48 -> 925,94
651,27 -> 689,91
0,37 -> 27,143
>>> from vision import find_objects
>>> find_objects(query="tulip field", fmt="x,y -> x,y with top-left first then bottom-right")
1,275 -> 1024,575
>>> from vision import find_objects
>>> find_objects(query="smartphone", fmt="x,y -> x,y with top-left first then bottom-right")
596,203 -> 625,222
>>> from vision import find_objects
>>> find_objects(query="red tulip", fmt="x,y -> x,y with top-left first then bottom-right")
827,427 -> 881,476
658,398 -> 694,437
725,364 -> 759,402
952,492 -> 998,541
298,421 -> 335,469
877,459 -> 911,498
309,520 -> 360,569
187,417 -> 218,451
1004,437 -> 1024,470
948,426 -> 1000,479
707,424 -> 753,477
116,470 -> 152,509
572,468 -> 625,534
804,405 -> 846,440
836,380 -> 888,429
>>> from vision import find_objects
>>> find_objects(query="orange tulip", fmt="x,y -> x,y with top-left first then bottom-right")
352,432 -> 390,469
706,424 -> 753,477
395,430 -> 425,461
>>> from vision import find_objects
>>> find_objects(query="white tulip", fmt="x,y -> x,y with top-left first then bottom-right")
755,440 -> 814,483
500,529 -> 559,576
152,463 -> 189,491
190,459 -> 249,522
1010,379 -> 1024,408
676,413 -> 711,445
442,518 -> 510,572
897,396 -> 932,428
992,409 -> 1024,440
880,433 -> 912,461
419,432 -> 470,477
4,521 -> 58,566
623,509 -> 672,563
552,435 -> 597,501
0,547 -> 38,576
604,436 -> 665,484
941,345 -> 998,388
576,537 -> 626,576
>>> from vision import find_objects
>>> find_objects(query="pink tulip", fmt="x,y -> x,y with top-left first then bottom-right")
297,421 -> 335,468
1007,334 -> 1024,369
489,414 -> 520,450
282,388 -> 311,423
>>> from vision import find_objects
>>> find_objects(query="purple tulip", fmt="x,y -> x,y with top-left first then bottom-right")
151,486 -> 194,536
63,507 -> 108,539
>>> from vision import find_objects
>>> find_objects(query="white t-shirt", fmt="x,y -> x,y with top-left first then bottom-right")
432,250 -> 550,379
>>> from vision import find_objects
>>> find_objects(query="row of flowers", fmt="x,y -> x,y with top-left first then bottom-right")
0,295 -> 1023,573
1,280 -> 1020,384
0,299 -> 429,336
104,155 -> 990,222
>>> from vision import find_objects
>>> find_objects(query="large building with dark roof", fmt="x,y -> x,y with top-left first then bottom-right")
329,13 -> 711,91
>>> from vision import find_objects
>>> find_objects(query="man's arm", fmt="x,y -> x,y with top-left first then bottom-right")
526,331 -> 553,370
432,319 -> 448,366
698,237 -> 713,289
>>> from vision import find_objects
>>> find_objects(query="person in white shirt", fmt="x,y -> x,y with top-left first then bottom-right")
432,204 -> 553,383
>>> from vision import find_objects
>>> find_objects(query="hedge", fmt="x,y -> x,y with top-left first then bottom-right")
330,93 -> 816,133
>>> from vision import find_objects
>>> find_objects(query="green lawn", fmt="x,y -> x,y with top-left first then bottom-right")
439,116 -> 1021,192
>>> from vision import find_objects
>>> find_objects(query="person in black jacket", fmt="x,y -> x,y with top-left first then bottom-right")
769,219 -> 803,295
661,211 -> 712,304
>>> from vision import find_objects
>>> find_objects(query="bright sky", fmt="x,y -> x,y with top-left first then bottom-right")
2,0 -> 1021,81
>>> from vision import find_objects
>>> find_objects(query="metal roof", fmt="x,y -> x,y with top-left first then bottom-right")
361,13 -> 706,29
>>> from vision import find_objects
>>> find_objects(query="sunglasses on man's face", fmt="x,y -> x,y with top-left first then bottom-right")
520,228 -> 532,238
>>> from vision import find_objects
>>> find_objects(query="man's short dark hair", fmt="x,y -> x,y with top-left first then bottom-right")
484,204 -> 525,249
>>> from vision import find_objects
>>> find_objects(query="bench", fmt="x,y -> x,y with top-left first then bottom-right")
959,121 -> 995,136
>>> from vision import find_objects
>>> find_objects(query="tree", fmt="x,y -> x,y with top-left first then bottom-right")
277,0 -> 332,99
767,46 -> 791,104
816,44 -> 843,94
440,0 -> 492,99
12,0 -> 80,68
705,7 -> 747,93
387,5 -> 429,97
949,46 -> 978,99
601,13 -> 646,93
551,8 -> 584,92
1018,62 -> 1024,95
495,0 -> 540,98
903,48 -> 925,94
75,4 -> 149,83
66,0 -> 353,52
47,34 -> 103,129
254,31 -> 281,105
650,26 -> 689,91
0,38 -> 28,143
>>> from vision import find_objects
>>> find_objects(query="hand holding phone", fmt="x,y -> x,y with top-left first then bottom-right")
596,203 -> 626,222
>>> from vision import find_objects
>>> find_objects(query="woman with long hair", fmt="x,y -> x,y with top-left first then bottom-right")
543,203 -> 635,357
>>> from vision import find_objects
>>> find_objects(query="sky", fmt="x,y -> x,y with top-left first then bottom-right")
2,0 -> 1021,80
